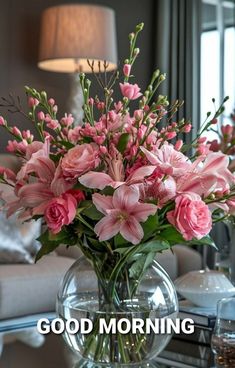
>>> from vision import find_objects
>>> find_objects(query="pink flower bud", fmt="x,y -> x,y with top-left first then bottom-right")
48,98 -> 55,106
114,101 -> 123,112
88,97 -> 94,105
43,131 -> 53,141
47,119 -> 59,130
53,105 -> 58,113
221,124 -> 233,136
134,109 -> 144,121
97,102 -> 105,111
174,140 -> 183,151
166,131 -> 176,140
0,116 -> 6,126
108,110 -> 117,122
123,64 -> 131,77
28,97 -> 39,108
209,139 -> 220,152
197,144 -> 210,156
37,111 -> 45,121
211,118 -> 218,125
99,146 -> 107,154
60,113 -> 74,127
143,105 -> 150,112
93,135 -> 106,145
12,126 -> 22,137
22,130 -> 33,141
197,137 -> 207,144
183,124 -> 192,133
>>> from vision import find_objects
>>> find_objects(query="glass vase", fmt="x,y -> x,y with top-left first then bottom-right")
56,255 -> 178,366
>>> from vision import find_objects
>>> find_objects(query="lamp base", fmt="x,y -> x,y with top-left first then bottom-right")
67,73 -> 84,126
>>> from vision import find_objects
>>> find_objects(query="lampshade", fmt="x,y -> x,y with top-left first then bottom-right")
38,4 -> 117,73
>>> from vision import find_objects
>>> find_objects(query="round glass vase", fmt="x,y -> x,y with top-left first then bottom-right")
56,256 -> 178,366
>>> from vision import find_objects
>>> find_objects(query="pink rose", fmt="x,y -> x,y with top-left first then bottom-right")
61,143 -> 100,180
119,83 -> 142,100
167,193 -> 212,241
44,193 -> 77,234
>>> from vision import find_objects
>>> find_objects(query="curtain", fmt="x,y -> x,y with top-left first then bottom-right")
153,0 -> 202,140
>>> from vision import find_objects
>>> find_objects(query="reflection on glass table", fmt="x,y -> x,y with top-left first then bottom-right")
69,338 -> 216,368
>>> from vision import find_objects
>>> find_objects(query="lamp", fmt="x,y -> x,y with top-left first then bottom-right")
38,4 -> 117,120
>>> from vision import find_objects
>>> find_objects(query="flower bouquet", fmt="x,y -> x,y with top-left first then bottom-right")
0,23 -> 235,364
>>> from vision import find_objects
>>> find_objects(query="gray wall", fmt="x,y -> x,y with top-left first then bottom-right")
0,0 -> 155,151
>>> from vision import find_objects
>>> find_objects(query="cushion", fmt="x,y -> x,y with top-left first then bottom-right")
0,255 -> 74,319
0,210 -> 41,264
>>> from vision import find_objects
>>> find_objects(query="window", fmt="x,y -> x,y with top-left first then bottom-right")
200,0 -> 235,139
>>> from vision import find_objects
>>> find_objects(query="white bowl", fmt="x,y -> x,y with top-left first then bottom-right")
175,270 -> 235,308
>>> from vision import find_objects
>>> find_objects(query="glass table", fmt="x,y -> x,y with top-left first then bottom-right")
69,338 -> 215,368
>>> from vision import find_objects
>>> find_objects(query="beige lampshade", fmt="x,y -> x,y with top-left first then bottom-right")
38,4 -> 117,73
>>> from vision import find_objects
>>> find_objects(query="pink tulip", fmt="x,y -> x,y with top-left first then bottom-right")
93,185 -> 157,244
119,83 -> 142,100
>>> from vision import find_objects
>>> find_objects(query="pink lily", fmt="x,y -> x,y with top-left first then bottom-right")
140,144 -> 191,177
92,185 -> 157,244
79,165 -> 156,190
177,152 -> 235,196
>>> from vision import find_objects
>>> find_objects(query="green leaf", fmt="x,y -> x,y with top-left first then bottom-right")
114,234 -> 127,249
83,203 -> 103,221
114,238 -> 170,256
129,252 -> 155,279
160,226 -> 186,245
142,214 -> 159,242
117,133 -> 130,153
110,238 -> 170,298
101,186 -> 115,196
36,229 -> 77,262
189,235 -> 218,249
58,140 -> 75,149
35,241 -> 59,262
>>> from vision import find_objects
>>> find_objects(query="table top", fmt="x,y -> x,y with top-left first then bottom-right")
0,313 -> 216,368
69,338 -> 215,368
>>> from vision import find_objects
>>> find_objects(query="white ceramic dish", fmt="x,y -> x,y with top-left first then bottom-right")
175,269 -> 235,308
